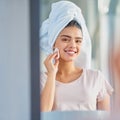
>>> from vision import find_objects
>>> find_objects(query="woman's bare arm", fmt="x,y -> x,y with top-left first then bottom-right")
41,72 -> 56,112
40,52 -> 59,112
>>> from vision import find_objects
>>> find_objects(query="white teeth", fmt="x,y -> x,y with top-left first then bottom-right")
66,51 -> 75,54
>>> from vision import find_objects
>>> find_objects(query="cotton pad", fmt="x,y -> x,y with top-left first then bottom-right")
53,48 -> 60,59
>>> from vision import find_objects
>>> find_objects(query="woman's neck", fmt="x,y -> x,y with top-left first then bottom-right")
56,60 -> 83,83
57,61 -> 76,75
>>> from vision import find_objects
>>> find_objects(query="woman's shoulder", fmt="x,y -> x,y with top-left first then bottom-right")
84,68 -> 100,74
83,68 -> 102,78
82,69 -> 108,87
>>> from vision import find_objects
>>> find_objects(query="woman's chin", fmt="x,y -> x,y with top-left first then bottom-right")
60,57 -> 76,62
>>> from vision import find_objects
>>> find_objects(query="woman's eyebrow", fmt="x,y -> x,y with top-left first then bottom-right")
60,35 -> 71,38
75,37 -> 83,39
60,35 -> 83,39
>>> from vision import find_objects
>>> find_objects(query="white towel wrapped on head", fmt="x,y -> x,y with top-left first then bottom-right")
40,1 -> 92,69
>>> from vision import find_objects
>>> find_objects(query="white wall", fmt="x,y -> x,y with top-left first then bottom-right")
0,0 -> 30,120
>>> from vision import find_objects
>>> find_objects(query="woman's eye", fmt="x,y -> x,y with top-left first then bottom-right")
62,38 -> 69,42
76,40 -> 82,43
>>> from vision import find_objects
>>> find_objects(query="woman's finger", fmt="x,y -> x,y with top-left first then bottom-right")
54,59 -> 59,67
49,52 -> 59,60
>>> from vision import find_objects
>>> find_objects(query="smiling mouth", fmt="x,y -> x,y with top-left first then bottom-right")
64,50 -> 77,55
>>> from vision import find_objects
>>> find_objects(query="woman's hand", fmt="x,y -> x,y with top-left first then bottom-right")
44,52 -> 59,74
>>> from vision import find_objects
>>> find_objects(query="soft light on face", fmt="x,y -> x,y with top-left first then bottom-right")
54,26 -> 83,62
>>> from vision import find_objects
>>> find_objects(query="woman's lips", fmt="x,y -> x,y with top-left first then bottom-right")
64,50 -> 77,55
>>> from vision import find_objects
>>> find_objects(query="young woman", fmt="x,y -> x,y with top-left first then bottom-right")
40,1 -> 113,112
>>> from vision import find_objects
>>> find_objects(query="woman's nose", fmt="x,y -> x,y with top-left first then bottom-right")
69,40 -> 76,48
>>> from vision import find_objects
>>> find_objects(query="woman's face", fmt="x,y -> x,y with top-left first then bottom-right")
54,26 -> 83,62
